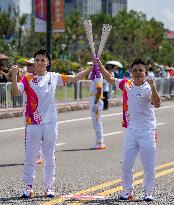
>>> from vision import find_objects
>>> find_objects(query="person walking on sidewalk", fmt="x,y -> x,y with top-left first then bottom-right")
11,49 -> 92,198
98,58 -> 160,202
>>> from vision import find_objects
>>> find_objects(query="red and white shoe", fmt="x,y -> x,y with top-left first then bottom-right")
22,185 -> 34,198
118,190 -> 134,201
90,143 -> 106,150
36,157 -> 44,165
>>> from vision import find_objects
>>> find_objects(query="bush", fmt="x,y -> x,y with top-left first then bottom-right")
51,59 -> 81,73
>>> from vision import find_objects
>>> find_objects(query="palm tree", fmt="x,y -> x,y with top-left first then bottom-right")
0,11 -> 16,39
17,14 -> 28,51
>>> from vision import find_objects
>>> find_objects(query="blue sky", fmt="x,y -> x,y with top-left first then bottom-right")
128,0 -> 174,30
20,0 -> 174,30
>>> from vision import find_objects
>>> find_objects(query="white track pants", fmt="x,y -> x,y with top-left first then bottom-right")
121,128 -> 156,193
89,97 -> 103,144
24,122 -> 57,189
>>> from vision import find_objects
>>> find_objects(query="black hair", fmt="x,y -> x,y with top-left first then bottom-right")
131,59 -> 147,69
34,49 -> 50,61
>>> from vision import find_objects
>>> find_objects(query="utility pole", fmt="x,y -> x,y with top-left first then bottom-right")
47,0 -> 52,70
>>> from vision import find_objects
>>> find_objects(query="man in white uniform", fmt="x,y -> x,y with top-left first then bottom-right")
25,58 -> 43,165
89,71 -> 106,149
98,58 -> 160,202
11,49 -> 92,198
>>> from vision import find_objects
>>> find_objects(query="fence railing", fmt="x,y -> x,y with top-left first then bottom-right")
0,78 -> 174,109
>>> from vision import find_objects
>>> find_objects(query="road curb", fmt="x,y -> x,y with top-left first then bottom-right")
0,97 -> 173,119
0,99 -> 121,119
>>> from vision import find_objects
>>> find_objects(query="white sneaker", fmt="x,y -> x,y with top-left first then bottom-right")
22,185 -> 34,198
45,188 -> 55,197
118,190 -> 133,201
144,192 -> 153,201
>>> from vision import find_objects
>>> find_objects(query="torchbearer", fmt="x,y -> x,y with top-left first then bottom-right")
98,58 -> 161,202
11,49 -> 92,198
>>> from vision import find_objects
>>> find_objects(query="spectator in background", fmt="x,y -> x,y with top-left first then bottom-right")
103,78 -> 109,110
147,66 -> 155,80
124,66 -> 131,79
25,58 -> 35,74
8,65 -> 24,108
0,62 -> 9,107
169,68 -> 174,77
0,62 -> 9,82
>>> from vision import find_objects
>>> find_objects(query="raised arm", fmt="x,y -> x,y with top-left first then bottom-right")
98,60 -> 115,85
11,65 -> 21,96
147,79 -> 161,108
66,66 -> 92,84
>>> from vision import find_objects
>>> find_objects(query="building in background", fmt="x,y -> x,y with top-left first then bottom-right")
77,0 -> 102,17
64,0 -> 77,16
64,0 -> 127,17
0,0 -> 20,16
102,0 -> 127,16
165,31 -> 174,41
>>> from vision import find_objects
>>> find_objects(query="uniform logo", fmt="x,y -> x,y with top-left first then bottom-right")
136,94 -> 141,98
32,78 -> 39,85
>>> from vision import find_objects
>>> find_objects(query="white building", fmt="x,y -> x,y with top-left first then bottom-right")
102,0 -> 127,16
78,0 -> 102,17
64,0 -> 127,17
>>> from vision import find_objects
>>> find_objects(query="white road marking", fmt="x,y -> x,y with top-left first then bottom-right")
156,123 -> 165,126
0,103 -> 172,133
103,131 -> 123,136
56,143 -> 66,146
103,123 -> 165,137
59,112 -> 122,124
0,127 -> 25,133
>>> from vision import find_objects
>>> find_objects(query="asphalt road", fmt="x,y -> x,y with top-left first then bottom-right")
0,100 -> 174,205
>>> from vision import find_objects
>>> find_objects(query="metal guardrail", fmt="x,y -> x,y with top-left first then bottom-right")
0,78 -> 174,109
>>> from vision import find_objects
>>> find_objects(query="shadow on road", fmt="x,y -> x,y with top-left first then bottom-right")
0,163 -> 24,167
58,148 -> 95,152
0,195 -> 49,204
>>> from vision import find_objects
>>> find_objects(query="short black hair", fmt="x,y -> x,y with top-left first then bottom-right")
34,49 -> 50,61
131,59 -> 147,69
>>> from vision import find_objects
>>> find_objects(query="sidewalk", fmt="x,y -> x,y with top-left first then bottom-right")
0,98 -> 122,119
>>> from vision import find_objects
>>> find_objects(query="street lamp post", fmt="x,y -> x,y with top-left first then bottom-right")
47,0 -> 52,70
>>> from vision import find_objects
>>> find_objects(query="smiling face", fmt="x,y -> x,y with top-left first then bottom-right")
131,64 -> 147,86
34,54 -> 49,76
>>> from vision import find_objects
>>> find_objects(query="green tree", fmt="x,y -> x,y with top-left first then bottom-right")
155,40 -> 174,65
22,17 -> 46,57
0,10 -> 16,39
17,14 -> 28,52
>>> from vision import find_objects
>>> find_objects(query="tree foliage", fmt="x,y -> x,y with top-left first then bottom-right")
1,9 -> 174,71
